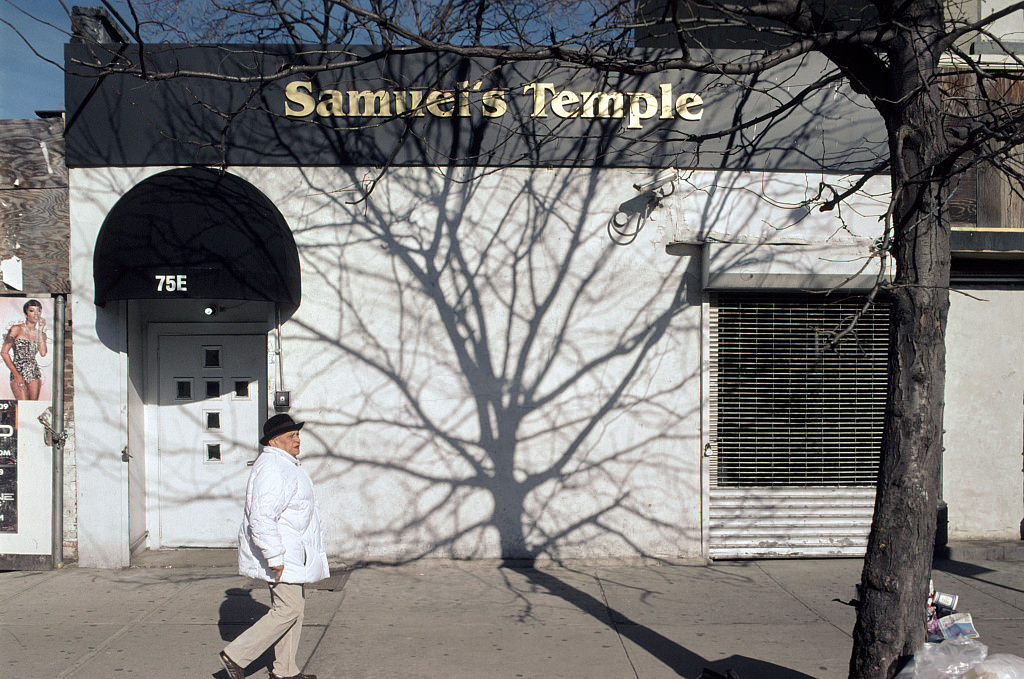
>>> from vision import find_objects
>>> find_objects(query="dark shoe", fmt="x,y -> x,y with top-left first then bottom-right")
219,650 -> 246,679
270,673 -> 317,679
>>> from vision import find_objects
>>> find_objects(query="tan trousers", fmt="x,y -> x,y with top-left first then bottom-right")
224,581 -> 305,677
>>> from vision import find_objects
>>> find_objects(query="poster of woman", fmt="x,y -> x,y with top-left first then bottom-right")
0,298 -> 53,402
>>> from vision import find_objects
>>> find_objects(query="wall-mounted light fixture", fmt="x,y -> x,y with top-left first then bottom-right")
633,169 -> 679,197
610,169 -> 682,244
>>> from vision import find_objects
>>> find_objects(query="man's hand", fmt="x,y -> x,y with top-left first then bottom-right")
269,565 -> 284,581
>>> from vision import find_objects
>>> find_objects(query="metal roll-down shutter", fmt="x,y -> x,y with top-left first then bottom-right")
707,293 -> 889,558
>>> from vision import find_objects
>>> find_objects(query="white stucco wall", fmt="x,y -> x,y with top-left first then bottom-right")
944,287 -> 1024,539
71,164 -> 890,566
71,167 -> 177,567
256,165 -> 706,560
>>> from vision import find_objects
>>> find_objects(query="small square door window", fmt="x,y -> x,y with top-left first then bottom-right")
203,347 -> 222,368
176,380 -> 192,400
206,443 -> 222,462
206,381 -> 221,398
206,412 -> 221,430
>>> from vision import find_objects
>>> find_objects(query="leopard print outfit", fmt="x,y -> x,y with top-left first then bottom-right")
9,337 -> 41,384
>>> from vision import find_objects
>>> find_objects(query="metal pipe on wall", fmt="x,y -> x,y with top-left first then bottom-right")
51,294 -> 65,566
273,304 -> 290,413
275,304 -> 285,389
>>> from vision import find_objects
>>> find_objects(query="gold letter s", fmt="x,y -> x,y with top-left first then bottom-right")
285,81 -> 315,117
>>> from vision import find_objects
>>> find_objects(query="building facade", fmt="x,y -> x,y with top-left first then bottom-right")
64,15 -> 1023,568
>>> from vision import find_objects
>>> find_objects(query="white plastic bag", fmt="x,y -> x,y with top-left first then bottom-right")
912,638 -> 989,679
965,654 -> 1024,679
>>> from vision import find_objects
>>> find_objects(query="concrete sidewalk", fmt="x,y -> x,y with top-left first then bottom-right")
2,554 -> 1023,679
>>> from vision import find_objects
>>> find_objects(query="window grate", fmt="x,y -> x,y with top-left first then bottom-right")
709,294 -> 890,487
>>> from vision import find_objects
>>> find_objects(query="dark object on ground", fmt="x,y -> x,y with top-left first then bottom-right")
700,668 -> 742,679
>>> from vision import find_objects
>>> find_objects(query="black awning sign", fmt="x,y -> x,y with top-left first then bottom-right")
100,266 -> 220,301
93,168 -> 302,306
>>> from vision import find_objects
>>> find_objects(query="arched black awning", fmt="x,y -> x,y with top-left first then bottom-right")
94,168 -> 300,306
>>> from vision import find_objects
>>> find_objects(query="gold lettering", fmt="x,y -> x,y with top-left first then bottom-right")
286,78 -> 700,126
482,90 -> 507,117
394,91 -> 410,116
627,92 -> 658,129
675,93 -> 704,120
316,89 -> 346,117
394,90 -> 427,117
524,83 -> 556,117
458,81 -> 483,117
594,92 -> 624,119
425,90 -> 455,117
580,92 -> 596,118
660,84 -> 674,119
551,90 -> 580,118
347,90 -> 391,116
284,81 -> 315,117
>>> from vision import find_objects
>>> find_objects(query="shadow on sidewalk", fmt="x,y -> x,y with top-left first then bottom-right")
934,558 -> 1024,596
214,587 -> 275,677
512,567 -> 818,679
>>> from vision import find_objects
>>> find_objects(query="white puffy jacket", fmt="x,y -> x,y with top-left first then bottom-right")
237,446 -> 330,583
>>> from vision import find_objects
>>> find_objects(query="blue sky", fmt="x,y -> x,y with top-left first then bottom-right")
0,1 -> 70,118
0,2 -> 612,119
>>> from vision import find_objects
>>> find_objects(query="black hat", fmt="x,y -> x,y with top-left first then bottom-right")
260,413 -> 305,446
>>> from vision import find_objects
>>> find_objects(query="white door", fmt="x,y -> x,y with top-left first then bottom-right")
157,334 -> 266,546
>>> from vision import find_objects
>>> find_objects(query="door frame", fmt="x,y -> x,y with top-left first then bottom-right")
142,322 -> 269,549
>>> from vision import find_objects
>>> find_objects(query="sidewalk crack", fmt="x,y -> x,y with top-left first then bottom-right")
55,578 -> 196,679
756,563 -> 851,638
594,571 -> 641,679
301,569 -> 351,673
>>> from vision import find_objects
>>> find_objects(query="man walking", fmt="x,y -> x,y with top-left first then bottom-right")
220,414 -> 329,679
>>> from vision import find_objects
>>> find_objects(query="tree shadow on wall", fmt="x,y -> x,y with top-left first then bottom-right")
284,154 -> 876,565
290,161 -> 705,563
278,159 -> 853,677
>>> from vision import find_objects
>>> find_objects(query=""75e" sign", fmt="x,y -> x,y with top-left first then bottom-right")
155,274 -> 188,292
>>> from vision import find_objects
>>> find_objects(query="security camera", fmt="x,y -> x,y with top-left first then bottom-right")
633,169 -> 679,193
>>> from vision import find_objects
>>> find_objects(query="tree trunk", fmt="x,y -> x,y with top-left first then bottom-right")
849,5 -> 951,676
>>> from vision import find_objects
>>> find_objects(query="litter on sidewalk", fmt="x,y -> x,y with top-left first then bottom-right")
893,578 -> 1024,678
939,613 -> 980,641
896,638 -> 1024,679
928,580 -> 980,642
